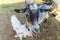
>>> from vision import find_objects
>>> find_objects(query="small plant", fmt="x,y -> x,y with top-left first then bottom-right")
43,0 -> 53,5
0,4 -> 14,8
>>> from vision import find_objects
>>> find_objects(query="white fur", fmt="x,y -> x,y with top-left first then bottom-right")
11,15 -> 32,40
38,12 -> 49,24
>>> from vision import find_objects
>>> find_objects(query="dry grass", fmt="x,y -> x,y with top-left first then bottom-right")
0,0 -> 43,4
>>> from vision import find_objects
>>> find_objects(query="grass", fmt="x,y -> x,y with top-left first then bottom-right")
0,3 -> 26,8
40,14 -> 60,40
0,4 -> 14,8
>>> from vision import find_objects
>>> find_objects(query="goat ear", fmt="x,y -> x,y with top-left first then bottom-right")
25,0 -> 31,4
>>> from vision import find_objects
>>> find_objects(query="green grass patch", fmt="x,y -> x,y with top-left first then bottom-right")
0,4 -> 14,8
0,3 -> 26,8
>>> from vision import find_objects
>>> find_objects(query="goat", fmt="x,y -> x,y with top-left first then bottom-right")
13,0 -> 52,40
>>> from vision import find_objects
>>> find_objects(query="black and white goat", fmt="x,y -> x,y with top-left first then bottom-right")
12,0 -> 52,40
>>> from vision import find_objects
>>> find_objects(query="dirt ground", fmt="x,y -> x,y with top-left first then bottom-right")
0,3 -> 60,40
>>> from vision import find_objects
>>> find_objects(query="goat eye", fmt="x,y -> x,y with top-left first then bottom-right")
28,28 -> 30,31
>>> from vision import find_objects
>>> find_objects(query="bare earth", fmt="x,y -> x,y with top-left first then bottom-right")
0,3 -> 60,40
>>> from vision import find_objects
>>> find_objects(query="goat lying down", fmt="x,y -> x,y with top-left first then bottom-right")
11,5 -> 52,40
11,0 -> 52,39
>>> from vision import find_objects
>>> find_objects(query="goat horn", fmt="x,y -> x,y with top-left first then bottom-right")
25,0 -> 31,4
